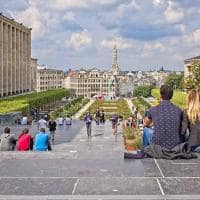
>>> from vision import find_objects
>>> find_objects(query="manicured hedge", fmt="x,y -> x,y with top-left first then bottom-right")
51,96 -> 89,118
0,89 -> 69,115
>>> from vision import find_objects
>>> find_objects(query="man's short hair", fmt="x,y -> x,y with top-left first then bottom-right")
40,128 -> 45,133
4,127 -> 10,134
160,85 -> 173,100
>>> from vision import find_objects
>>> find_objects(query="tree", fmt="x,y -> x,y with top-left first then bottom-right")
164,72 -> 184,89
184,60 -> 200,90
133,85 -> 154,97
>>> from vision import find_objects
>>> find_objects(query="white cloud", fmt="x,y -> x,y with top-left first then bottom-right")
63,12 -> 76,21
185,29 -> 200,43
100,37 -> 132,49
66,30 -> 92,49
51,0 -> 87,10
10,3 -> 46,39
49,0 -> 117,10
115,0 -> 140,18
176,24 -> 186,33
152,0 -> 163,7
143,42 -> 166,56
164,1 -> 184,24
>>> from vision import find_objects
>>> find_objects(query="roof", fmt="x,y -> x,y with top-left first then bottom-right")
184,55 -> 200,62
126,72 -> 134,76
0,13 -> 31,31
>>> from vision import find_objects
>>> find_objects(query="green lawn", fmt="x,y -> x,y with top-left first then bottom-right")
0,89 -> 69,115
151,89 -> 186,109
85,99 -> 132,119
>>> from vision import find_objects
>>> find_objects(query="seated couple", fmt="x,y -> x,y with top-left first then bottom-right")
0,127 -> 51,151
142,85 -> 200,153
124,85 -> 199,159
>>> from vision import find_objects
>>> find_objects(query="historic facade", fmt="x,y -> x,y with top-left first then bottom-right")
0,14 -> 32,97
184,55 -> 200,77
64,69 -> 118,98
30,58 -> 37,92
63,44 -> 120,98
112,43 -> 120,76
36,67 -> 64,92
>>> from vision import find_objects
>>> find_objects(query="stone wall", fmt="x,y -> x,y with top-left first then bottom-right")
0,112 -> 22,125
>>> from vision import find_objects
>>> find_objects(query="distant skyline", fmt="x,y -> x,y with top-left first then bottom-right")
0,0 -> 200,71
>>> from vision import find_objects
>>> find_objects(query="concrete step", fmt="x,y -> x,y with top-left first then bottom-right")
0,195 -> 200,200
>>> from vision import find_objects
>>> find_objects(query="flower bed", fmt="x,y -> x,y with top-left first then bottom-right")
84,99 -> 132,119
123,126 -> 142,151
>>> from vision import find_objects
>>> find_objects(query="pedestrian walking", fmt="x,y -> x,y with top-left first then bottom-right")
100,109 -> 105,124
110,113 -> 119,135
134,108 -> 138,120
48,118 -> 57,141
37,116 -> 47,130
84,112 -> 93,139
94,108 -> 100,125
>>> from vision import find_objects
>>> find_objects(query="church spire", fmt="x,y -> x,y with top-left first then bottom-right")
112,41 -> 119,75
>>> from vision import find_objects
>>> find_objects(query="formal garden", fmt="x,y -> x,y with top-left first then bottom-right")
0,89 -> 69,115
84,99 -> 132,119
49,96 -> 89,118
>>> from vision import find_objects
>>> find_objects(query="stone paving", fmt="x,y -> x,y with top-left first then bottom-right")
0,120 -> 200,199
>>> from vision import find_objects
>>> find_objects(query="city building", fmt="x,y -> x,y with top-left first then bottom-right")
63,44 -> 120,98
0,13 -> 32,97
184,55 -> 200,77
112,43 -> 120,76
30,58 -> 37,91
36,66 -> 64,92
64,69 -> 118,98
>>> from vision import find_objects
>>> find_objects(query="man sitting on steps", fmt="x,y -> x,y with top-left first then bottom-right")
144,85 -> 182,149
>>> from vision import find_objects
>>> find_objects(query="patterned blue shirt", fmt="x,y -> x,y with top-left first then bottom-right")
147,100 -> 182,149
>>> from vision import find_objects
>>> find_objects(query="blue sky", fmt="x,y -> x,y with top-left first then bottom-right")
0,0 -> 200,71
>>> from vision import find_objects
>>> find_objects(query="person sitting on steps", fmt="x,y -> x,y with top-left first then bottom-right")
144,85 -> 182,149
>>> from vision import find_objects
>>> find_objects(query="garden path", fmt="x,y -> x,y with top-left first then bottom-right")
126,98 -> 142,119
73,99 -> 95,119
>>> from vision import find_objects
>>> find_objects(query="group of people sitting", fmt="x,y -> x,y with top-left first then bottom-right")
0,117 -> 57,151
141,85 -> 200,153
124,85 -> 200,159
0,127 -> 52,151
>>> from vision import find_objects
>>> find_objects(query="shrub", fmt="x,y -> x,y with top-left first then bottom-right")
133,85 -> 154,98
0,89 -> 69,115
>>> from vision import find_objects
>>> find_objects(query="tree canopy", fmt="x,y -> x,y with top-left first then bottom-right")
184,60 -> 200,90
133,85 -> 154,97
164,72 -> 184,89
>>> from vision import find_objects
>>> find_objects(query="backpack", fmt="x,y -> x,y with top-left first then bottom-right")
0,134 -> 10,150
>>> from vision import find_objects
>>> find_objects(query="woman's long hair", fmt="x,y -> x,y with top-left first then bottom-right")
187,90 -> 200,124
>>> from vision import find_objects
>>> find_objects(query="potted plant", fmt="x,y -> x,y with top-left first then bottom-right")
124,126 -> 141,151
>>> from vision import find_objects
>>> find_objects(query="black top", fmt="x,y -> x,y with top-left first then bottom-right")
181,111 -> 200,148
48,121 -> 57,131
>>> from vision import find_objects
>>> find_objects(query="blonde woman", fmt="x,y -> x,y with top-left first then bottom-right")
181,90 -> 200,152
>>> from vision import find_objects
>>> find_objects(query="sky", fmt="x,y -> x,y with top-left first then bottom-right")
0,0 -> 200,71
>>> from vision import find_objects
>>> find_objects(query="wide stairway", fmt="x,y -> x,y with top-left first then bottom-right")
0,120 -> 200,199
